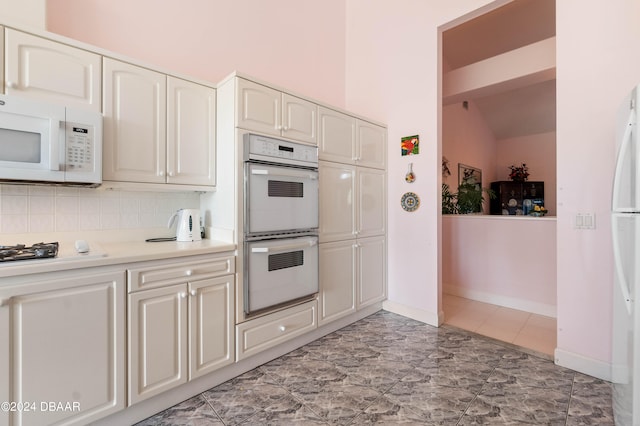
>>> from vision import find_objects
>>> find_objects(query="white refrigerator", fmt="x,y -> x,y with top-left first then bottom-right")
612,85 -> 640,426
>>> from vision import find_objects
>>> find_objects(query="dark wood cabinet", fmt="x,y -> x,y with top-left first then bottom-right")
490,181 -> 544,215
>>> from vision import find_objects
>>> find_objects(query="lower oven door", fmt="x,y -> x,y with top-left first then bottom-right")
245,162 -> 318,235
245,235 -> 318,315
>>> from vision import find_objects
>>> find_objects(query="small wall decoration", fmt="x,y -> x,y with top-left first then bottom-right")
401,135 -> 419,156
458,163 -> 482,189
400,192 -> 420,212
405,163 -> 416,183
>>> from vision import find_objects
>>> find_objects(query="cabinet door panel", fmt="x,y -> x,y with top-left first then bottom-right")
358,167 -> 386,238
5,29 -> 102,111
7,272 -> 124,426
128,284 -> 187,404
318,106 -> 356,164
357,236 -> 386,309
356,120 -> 386,169
236,78 -> 280,136
282,93 -> 317,144
189,275 -> 234,380
167,77 -> 216,186
319,161 -> 356,243
103,58 -> 166,183
318,241 -> 356,325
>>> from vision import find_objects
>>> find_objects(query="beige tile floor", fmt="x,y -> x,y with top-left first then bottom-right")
443,293 -> 557,356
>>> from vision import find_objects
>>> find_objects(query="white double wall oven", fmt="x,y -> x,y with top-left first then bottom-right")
242,133 -> 319,317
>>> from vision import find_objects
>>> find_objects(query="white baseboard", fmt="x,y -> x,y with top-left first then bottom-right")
383,300 -> 443,326
554,348 -> 612,382
444,284 -> 557,318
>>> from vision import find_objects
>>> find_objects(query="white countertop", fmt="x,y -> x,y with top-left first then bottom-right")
0,238 -> 236,279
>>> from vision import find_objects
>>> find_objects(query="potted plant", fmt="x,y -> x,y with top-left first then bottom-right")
441,182 -> 495,214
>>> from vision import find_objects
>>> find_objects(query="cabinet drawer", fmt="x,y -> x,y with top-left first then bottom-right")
236,300 -> 317,361
128,256 -> 235,292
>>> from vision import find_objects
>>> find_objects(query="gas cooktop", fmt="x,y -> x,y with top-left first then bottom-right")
0,242 -> 59,262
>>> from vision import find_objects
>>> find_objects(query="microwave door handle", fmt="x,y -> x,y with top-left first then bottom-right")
251,239 -> 317,254
49,119 -> 62,171
251,169 -> 317,180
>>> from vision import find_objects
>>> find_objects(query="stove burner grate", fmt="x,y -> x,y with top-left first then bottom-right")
0,242 -> 59,262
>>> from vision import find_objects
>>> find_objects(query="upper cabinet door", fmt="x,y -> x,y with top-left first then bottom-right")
4,29 -> 101,111
282,93 -> 317,144
357,167 -> 386,238
318,106 -> 356,164
319,161 -> 356,243
103,58 -> 166,183
167,77 -> 216,187
236,78 -> 280,137
356,120 -> 387,170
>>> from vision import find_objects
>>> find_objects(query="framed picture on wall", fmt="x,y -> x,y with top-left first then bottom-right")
458,163 -> 481,189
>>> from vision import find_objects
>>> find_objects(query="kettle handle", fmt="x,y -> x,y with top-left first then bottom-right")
168,210 -> 181,228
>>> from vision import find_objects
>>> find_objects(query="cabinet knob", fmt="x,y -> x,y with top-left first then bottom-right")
158,171 -> 164,177
283,126 -> 289,131
186,270 -> 192,276
190,289 -> 197,297
6,81 -> 17,89
278,325 -> 286,332
179,292 -> 187,299
168,171 -> 175,177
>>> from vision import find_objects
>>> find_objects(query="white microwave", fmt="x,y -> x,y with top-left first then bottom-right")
0,94 -> 102,186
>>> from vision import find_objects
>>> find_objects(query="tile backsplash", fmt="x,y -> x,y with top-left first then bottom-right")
0,184 -> 200,235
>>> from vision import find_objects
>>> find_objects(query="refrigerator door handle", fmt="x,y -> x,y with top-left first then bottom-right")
612,109 -> 636,211
611,213 -> 633,314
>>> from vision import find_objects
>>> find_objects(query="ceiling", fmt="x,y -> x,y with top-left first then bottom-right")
442,0 -> 556,140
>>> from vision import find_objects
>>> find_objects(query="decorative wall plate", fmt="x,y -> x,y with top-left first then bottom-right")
401,192 -> 420,212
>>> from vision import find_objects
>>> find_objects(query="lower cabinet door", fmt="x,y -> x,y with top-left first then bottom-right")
188,275 -> 234,380
357,235 -> 387,309
2,271 -> 125,426
318,240 -> 356,325
128,284 -> 188,405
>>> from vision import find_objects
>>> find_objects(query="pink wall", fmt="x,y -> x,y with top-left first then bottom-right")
442,215 -> 557,316
443,100 -> 497,213
45,0 -> 347,108
555,0 -> 640,374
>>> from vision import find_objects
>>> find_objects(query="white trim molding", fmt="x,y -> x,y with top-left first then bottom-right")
554,348 -> 612,382
383,300 -> 443,327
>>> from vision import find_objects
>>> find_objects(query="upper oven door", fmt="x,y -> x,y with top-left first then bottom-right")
245,162 -> 318,235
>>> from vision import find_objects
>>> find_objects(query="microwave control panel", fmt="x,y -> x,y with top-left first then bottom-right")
65,122 -> 95,170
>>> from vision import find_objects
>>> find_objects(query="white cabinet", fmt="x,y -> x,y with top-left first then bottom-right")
236,300 -> 317,361
236,78 -> 317,144
318,241 -> 356,324
318,236 -> 386,325
0,269 -> 125,426
4,28 -> 101,111
319,162 -> 386,243
357,120 -> 387,169
318,106 -> 386,169
103,58 -> 166,184
318,125 -> 387,325
103,58 -> 216,188
167,76 -> 216,186
357,235 -> 386,309
127,254 -> 234,404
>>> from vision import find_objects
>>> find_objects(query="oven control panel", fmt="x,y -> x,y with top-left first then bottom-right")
244,134 -> 318,167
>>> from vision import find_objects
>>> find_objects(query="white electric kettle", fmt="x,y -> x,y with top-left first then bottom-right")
168,209 -> 202,242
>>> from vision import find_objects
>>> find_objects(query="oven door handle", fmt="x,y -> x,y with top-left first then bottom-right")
251,239 -> 317,253
251,168 -> 318,180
